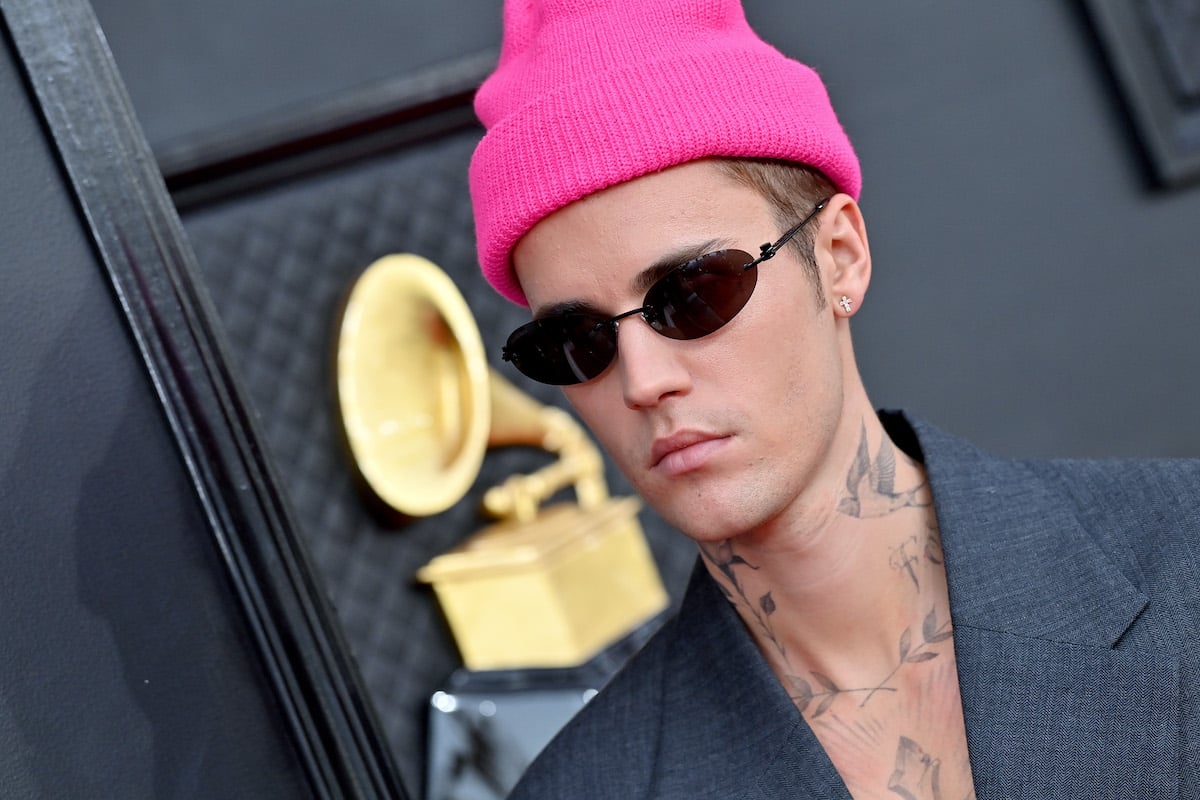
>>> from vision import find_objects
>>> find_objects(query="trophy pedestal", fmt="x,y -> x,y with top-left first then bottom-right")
424,616 -> 664,800
418,497 -> 668,671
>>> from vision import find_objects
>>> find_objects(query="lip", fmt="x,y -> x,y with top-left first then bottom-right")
650,430 -> 729,475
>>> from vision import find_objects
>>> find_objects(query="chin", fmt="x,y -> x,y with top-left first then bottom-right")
654,498 -> 763,544
636,456 -> 796,533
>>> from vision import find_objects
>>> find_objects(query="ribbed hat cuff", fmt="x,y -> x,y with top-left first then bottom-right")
470,46 -> 861,307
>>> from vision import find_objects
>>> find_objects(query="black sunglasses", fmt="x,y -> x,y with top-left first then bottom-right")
501,198 -> 830,386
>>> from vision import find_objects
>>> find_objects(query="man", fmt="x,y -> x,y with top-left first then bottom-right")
468,1 -> 1199,797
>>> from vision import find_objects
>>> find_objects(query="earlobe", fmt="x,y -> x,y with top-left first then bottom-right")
822,196 -> 872,316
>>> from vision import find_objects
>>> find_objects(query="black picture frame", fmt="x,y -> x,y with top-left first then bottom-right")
159,49 -> 495,210
1083,0 -> 1200,187
0,0 -> 410,796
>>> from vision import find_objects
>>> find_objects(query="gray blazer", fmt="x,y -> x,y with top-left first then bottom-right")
508,413 -> 1199,798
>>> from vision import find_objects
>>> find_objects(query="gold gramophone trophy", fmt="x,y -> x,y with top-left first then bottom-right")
336,253 -> 668,672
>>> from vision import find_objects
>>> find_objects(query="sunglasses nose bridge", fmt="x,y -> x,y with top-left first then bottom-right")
609,306 -> 651,329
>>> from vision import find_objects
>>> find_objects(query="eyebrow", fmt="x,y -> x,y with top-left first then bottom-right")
631,237 -> 731,295
533,236 -> 733,319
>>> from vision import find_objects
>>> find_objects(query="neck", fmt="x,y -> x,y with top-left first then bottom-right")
697,411 -> 948,710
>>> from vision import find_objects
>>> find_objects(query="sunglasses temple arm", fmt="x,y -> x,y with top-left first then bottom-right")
749,197 -> 831,268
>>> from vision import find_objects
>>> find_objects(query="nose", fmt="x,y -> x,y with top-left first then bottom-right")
614,316 -> 691,409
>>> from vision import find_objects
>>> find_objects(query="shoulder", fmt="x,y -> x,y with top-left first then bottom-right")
1030,454 -> 1200,498
1027,456 -> 1200,552
1031,456 -> 1200,610
903,409 -> 1200,560
507,614 -> 675,799
907,409 -> 1200,637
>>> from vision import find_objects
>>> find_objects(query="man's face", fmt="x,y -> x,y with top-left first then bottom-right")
512,160 -> 859,543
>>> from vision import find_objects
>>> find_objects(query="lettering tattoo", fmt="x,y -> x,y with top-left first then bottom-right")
888,736 -> 976,800
839,422 -> 932,519
889,527 -> 945,591
889,537 -> 923,590
888,736 -> 942,800
924,525 -> 944,566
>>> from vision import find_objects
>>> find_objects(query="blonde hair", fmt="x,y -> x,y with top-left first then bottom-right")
716,158 -> 836,304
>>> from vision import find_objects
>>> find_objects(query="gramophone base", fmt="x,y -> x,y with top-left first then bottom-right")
418,497 -> 668,671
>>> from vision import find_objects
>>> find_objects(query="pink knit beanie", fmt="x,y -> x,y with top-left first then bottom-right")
469,0 -> 862,306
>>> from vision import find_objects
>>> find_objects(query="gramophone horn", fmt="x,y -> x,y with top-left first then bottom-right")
336,253 -> 493,517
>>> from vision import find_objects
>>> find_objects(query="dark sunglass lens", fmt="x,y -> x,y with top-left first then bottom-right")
645,250 -> 758,339
504,313 -> 618,385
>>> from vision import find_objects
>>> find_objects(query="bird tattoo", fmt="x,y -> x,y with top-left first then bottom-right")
838,423 -> 932,518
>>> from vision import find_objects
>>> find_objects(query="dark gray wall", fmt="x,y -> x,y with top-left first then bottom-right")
90,0 -> 501,153
758,2 -> 1200,458
0,25 -> 312,799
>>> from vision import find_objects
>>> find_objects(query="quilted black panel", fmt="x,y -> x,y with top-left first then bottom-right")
181,129 -> 695,795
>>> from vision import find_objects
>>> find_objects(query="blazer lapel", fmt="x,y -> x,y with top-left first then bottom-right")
911,416 -> 1182,799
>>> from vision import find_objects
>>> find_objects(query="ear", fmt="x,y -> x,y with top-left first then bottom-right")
817,195 -> 871,316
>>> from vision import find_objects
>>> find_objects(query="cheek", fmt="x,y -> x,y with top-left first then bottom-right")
714,293 -> 840,419
562,383 -> 625,449
704,302 -> 800,385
